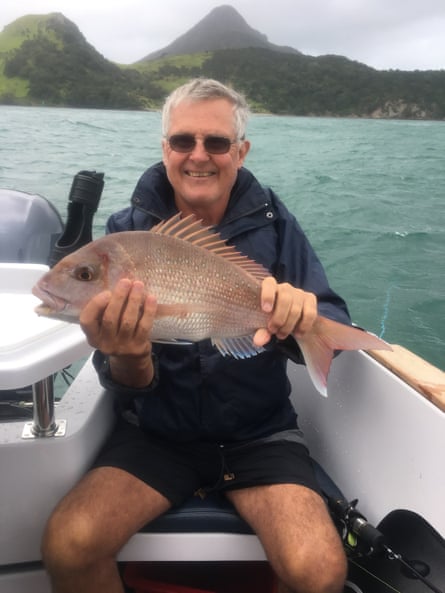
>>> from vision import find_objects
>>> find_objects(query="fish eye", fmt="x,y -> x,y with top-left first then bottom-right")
74,265 -> 96,282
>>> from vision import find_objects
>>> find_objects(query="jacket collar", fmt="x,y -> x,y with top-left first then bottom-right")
131,162 -> 277,238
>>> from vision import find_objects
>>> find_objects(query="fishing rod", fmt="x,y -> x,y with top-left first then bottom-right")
326,496 -> 444,593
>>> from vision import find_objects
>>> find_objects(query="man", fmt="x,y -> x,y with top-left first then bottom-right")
42,79 -> 350,593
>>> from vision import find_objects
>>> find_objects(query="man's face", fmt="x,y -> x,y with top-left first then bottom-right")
162,98 -> 250,225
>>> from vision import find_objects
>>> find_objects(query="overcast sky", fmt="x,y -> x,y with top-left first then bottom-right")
1,0 -> 444,71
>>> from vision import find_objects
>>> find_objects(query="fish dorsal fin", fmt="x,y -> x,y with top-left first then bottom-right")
152,214 -> 269,282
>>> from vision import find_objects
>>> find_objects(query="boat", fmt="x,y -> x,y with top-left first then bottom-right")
0,175 -> 444,593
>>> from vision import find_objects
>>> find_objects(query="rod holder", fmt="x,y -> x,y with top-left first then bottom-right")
22,376 -> 66,439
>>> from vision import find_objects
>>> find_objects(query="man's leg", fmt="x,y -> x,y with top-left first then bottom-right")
41,466 -> 171,593
226,484 -> 347,593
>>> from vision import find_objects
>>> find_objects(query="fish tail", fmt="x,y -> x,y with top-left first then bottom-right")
294,316 -> 392,397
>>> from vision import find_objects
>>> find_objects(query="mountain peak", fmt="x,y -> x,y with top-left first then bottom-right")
200,4 -> 265,37
140,4 -> 300,62
3,12 -> 87,47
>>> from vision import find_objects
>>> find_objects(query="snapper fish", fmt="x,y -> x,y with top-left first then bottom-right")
32,214 -> 391,396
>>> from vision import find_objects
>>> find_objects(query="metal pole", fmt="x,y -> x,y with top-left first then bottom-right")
31,376 -> 58,437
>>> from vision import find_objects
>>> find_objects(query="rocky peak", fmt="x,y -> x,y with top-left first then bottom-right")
140,4 -> 299,61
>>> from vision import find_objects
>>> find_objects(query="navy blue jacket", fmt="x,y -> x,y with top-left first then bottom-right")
94,163 -> 350,443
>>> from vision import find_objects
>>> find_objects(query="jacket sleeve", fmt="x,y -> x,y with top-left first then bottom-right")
271,191 -> 351,326
92,350 -> 160,397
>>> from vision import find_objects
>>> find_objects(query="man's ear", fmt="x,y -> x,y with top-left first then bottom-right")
237,139 -> 251,168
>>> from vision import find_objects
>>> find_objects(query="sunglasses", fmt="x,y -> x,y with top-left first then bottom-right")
167,134 -> 238,155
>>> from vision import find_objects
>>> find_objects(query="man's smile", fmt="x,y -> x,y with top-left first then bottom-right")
185,171 -> 215,177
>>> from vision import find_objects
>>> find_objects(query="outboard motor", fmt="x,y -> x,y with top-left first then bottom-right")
0,189 -> 63,264
0,170 -> 104,266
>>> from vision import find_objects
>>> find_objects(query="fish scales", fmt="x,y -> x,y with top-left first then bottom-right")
111,230 -> 268,341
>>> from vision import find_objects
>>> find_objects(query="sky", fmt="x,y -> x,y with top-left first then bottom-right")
1,0 -> 444,71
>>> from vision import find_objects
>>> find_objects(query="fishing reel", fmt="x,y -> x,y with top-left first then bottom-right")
325,496 -> 444,593
327,497 -> 385,558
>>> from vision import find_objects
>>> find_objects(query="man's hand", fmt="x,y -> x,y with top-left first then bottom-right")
254,277 -> 317,347
80,279 -> 157,387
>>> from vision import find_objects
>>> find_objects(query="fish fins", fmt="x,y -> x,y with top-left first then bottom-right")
152,336 -> 264,355
152,338 -> 193,346
152,213 -> 269,282
295,317 -> 392,397
212,336 -> 265,359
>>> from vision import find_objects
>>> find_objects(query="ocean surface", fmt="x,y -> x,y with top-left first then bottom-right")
1,106 -> 444,370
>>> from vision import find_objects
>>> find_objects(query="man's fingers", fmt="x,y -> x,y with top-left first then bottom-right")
260,277 -> 277,313
134,293 -> 157,339
293,292 -> 317,337
259,278 -> 318,342
267,285 -> 295,338
117,281 -> 146,336
253,327 -> 272,347
78,279 -> 156,356
79,290 -> 112,345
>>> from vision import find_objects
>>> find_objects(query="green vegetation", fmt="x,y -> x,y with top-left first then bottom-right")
1,13 -> 444,118
199,49 -> 445,119
0,13 -> 151,108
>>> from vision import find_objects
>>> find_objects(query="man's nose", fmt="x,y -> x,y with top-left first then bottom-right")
189,138 -> 211,159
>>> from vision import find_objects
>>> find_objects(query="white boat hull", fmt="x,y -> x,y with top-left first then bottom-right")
0,264 -> 443,591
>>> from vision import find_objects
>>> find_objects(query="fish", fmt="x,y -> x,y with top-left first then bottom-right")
32,213 -> 391,396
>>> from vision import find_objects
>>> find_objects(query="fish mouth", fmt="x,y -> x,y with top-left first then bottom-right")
34,303 -> 59,317
32,284 -> 68,316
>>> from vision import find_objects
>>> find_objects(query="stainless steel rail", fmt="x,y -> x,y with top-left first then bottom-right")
21,376 -> 66,438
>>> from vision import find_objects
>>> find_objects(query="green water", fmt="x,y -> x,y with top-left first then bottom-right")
1,106 -> 444,369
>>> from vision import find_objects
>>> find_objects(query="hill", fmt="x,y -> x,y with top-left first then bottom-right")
140,5 -> 300,61
0,13 -> 161,109
0,8 -> 444,119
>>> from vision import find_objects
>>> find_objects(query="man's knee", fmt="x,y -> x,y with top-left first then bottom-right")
315,548 -> 347,593
277,537 -> 347,593
42,506 -> 101,574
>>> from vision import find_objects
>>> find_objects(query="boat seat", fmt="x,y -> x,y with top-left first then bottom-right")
118,459 -> 343,563
141,459 -> 343,535
141,491 -> 253,535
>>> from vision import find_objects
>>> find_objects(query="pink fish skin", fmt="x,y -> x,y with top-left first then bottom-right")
32,214 -> 391,395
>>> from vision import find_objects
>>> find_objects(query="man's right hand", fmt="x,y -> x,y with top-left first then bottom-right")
80,279 -> 157,388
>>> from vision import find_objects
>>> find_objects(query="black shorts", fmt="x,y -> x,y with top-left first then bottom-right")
92,419 -> 320,507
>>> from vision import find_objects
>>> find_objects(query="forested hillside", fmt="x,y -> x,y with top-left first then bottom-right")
1,12 -> 444,118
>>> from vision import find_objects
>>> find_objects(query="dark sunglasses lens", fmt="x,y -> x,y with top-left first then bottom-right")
169,134 -> 196,152
168,135 -> 233,154
204,136 -> 232,154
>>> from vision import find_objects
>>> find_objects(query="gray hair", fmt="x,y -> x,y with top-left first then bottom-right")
161,78 -> 250,140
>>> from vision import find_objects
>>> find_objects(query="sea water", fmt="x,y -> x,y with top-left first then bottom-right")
0,106 -> 444,369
